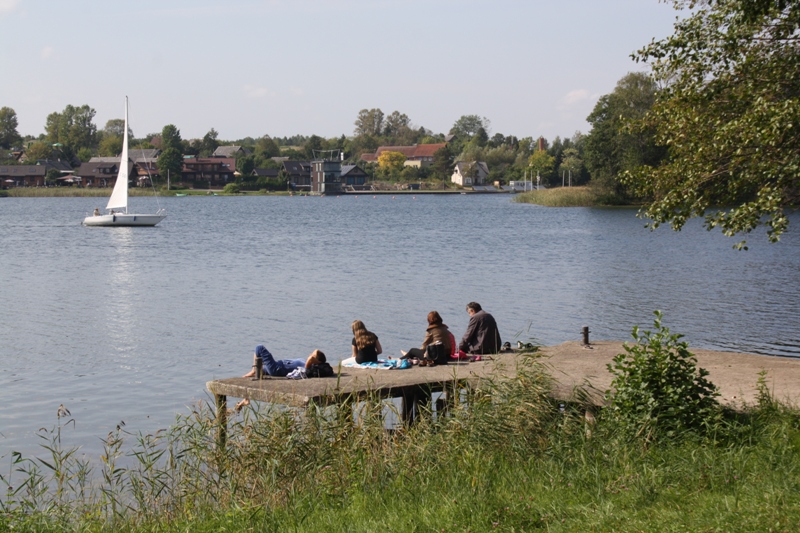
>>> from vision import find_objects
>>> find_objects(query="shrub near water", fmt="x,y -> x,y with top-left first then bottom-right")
605,311 -> 721,442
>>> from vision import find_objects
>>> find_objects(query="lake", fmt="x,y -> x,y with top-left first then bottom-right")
1,194 -> 799,458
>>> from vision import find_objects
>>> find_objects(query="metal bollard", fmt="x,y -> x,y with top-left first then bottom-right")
581,326 -> 590,346
252,356 -> 263,380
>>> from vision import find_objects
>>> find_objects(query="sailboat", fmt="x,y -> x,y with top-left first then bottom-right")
83,97 -> 166,227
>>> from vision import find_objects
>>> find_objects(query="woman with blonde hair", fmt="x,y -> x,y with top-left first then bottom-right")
351,320 -> 382,364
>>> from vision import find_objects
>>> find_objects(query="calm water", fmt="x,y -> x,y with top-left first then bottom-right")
1,194 -> 799,458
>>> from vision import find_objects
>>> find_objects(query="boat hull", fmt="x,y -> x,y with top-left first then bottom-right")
83,213 -> 166,226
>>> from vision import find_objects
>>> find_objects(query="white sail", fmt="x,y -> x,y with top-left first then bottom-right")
105,97 -> 129,212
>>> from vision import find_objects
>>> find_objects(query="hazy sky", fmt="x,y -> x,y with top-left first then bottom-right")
0,0 -> 682,142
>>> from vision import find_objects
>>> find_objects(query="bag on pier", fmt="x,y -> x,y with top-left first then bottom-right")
307,362 -> 335,378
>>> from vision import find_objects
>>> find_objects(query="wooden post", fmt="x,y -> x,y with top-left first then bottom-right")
215,393 -> 227,449
401,389 -> 417,425
582,326 -> 591,346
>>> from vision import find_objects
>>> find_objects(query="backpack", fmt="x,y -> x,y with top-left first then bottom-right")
306,362 -> 335,378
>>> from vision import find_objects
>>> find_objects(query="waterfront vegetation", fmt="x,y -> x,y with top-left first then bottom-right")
514,186 -> 598,207
2,187 -> 291,198
2,321 -> 799,532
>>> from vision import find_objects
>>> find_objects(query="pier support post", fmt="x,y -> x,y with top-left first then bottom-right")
401,390 -> 417,425
215,393 -> 227,450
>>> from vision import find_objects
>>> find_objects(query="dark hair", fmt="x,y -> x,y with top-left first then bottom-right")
316,351 -> 326,364
466,302 -> 482,313
427,310 -> 443,326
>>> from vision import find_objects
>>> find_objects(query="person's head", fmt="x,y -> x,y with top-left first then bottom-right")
306,349 -> 326,367
352,320 -> 366,335
427,310 -> 443,326
352,320 -> 377,349
466,302 -> 482,315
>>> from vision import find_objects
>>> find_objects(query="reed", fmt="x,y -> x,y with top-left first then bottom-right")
514,186 -> 597,207
5,188 -> 166,198
2,356 -> 799,532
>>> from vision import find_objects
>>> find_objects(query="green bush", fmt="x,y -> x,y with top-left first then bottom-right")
605,311 -> 721,442
222,183 -> 240,194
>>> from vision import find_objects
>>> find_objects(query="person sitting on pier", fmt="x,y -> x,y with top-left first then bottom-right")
459,302 -> 501,355
352,320 -> 382,364
400,310 -> 454,366
242,345 -> 326,379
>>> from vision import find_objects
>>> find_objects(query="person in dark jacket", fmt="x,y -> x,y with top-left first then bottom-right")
458,302 -> 501,355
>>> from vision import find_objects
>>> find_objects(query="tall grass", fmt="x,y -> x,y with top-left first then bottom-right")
515,186 -> 597,207
2,356 -> 799,532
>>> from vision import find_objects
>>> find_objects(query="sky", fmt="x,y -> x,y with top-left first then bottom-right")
0,0 -> 683,143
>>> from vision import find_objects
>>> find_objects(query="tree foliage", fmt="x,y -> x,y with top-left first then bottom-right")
0,107 -> 22,149
528,150 -> 555,183
161,125 -> 182,153
354,108 -> 384,137
157,147 -> 183,185
605,311 -> 720,443
44,104 -> 98,158
584,72 -> 666,202
627,0 -> 800,245
377,150 -> 406,176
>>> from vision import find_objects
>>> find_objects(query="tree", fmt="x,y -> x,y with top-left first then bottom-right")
103,118 -> 130,139
237,154 -> 255,178
24,141 -> 53,162
584,72 -> 665,201
528,150 -> 555,186
431,145 -> 455,183
449,115 -> 491,138
354,108 -> 384,137
44,104 -> 98,157
161,124 -> 182,153
200,128 -> 219,156
255,135 -> 281,158
628,0 -> 800,245
0,107 -> 22,149
383,111 -> 410,137
558,148 -> 583,186
304,134 -> 324,159
377,151 -> 406,177
157,147 -> 183,187
98,135 -> 122,157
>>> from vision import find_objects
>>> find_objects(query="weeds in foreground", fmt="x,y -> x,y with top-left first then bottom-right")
2,355 -> 799,532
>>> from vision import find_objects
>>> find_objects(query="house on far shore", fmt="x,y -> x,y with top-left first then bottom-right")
73,161 -> 134,188
212,145 -> 249,158
451,161 -> 489,187
282,160 -> 312,191
360,143 -> 446,168
340,164 -> 370,190
0,160 -> 75,188
251,168 -> 280,180
181,157 -> 236,188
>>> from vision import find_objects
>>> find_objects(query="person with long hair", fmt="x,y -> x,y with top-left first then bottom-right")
351,320 -> 382,364
401,310 -> 453,366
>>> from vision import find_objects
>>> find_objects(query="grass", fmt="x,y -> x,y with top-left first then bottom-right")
2,356 -> 799,532
515,186 -> 598,207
